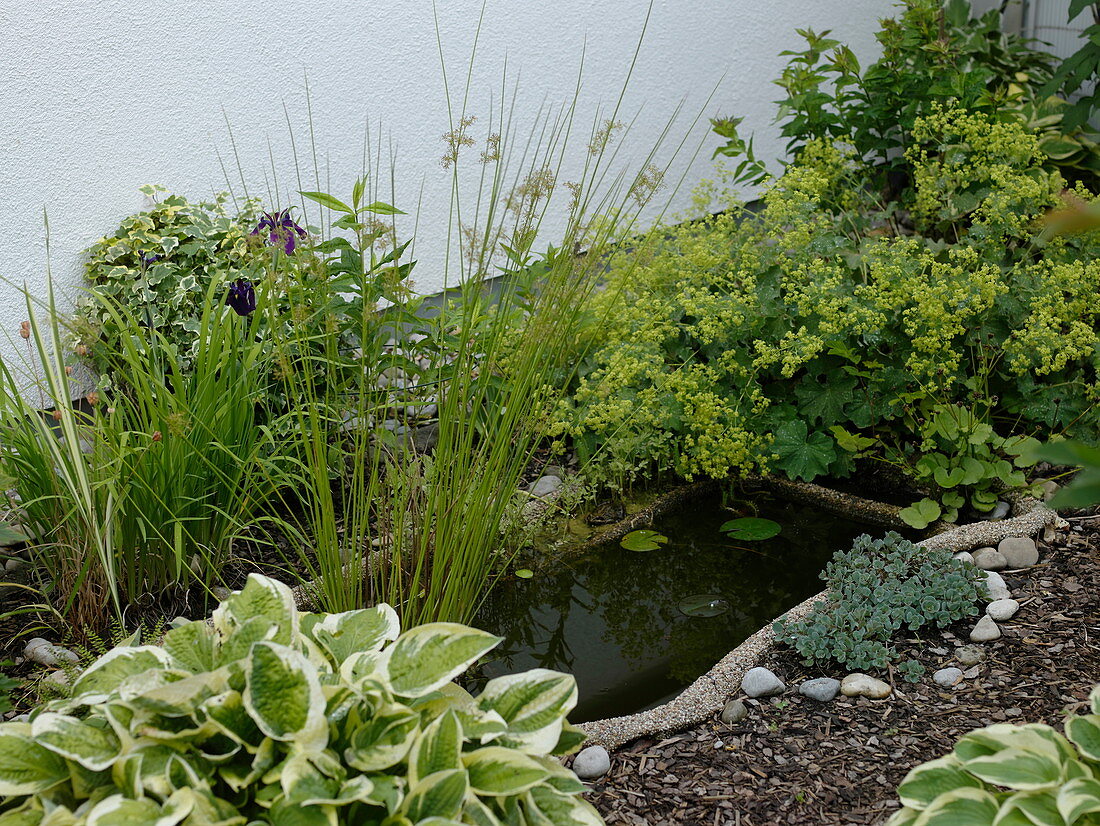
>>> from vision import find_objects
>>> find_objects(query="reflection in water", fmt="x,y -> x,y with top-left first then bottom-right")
474,492 -> 877,723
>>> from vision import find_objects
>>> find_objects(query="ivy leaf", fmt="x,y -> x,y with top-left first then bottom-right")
771,420 -> 836,482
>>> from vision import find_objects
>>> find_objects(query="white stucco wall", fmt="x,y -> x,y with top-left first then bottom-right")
0,0 -> 891,384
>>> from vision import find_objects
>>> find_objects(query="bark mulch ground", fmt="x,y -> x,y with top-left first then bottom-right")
580,516 -> 1100,826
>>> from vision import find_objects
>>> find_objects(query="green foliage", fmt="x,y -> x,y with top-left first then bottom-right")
0,575 -> 601,826
619,529 -> 668,552
888,684 -> 1100,825
718,517 -> 781,541
0,663 -> 17,717
774,532 -> 984,677
1040,1 -> 1100,132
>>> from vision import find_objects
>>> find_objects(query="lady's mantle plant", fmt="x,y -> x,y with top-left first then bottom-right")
0,575 -> 602,826
888,685 -> 1100,825
774,532 -> 985,680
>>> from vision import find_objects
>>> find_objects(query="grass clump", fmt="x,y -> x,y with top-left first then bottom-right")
774,532 -> 985,681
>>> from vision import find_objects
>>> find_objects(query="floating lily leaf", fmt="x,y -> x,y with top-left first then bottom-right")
677,595 -> 730,618
619,529 -> 668,552
515,569 -> 534,580
719,517 -> 781,541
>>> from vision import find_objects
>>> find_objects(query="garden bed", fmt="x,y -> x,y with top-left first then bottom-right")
578,512 -> 1100,825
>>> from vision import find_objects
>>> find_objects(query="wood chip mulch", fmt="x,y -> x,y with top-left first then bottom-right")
580,518 -> 1100,826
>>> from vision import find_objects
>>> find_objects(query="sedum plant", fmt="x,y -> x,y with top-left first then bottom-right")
774,532 -> 985,680
0,575 -> 602,826
888,684 -> 1100,825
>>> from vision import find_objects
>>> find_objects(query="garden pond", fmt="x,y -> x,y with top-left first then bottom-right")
474,490 -> 885,722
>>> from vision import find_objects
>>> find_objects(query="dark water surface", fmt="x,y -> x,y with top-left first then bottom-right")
474,492 -> 877,722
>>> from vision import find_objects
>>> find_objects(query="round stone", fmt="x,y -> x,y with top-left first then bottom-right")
721,698 -> 749,724
741,666 -> 785,698
933,667 -> 963,687
983,571 -> 1010,601
970,615 -> 1002,642
799,677 -> 841,702
973,548 -> 1007,571
988,500 -> 1011,521
528,475 -> 563,498
1039,479 -> 1060,501
953,552 -> 974,565
572,745 -> 611,780
997,537 -> 1038,569
840,673 -> 892,699
986,598 -> 1020,621
956,645 -> 985,666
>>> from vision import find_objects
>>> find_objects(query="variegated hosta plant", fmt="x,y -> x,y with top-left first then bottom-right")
888,685 -> 1100,825
0,575 -> 602,826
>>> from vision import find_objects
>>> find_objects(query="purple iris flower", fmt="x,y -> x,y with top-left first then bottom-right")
251,208 -> 307,254
140,252 -> 163,268
226,278 -> 256,316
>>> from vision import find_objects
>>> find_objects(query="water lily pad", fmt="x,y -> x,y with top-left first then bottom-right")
719,517 -> 781,541
515,569 -> 533,579
677,595 -> 729,618
620,529 -> 668,552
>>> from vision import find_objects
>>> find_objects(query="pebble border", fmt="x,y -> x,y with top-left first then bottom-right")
578,494 -> 1067,749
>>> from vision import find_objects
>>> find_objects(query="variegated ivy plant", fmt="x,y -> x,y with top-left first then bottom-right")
888,685 -> 1100,825
0,575 -> 603,826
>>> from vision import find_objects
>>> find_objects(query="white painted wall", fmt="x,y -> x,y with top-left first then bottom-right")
0,0 -> 891,384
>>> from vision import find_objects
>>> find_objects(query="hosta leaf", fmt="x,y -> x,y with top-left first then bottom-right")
244,642 -> 327,751
344,705 -> 420,772
384,623 -> 500,698
524,785 -> 604,826
464,747 -> 549,796
31,713 -> 120,771
1058,777 -> 1100,824
0,728 -> 69,795
719,517 -> 781,541
771,419 -> 836,482
161,620 -> 216,674
0,806 -> 47,826
906,787 -> 999,825
619,529 -> 668,552
409,710 -> 462,785
213,574 -> 298,648
999,790 -> 1062,826
963,748 -> 1062,791
896,756 -> 983,811
463,798 -> 505,826
550,722 -> 588,757
478,669 -> 578,754
1066,714 -> 1100,761
280,753 -> 340,805
201,691 -> 263,747
309,604 -> 400,667
401,769 -> 467,822
71,646 -> 174,704
85,794 -> 184,826
267,798 -> 332,826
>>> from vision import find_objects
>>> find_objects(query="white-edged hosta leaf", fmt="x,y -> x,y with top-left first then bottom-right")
884,808 -> 919,826
385,623 -> 500,698
0,727 -> 69,795
217,736 -> 276,793
244,642 -> 327,752
956,724 -> 1072,765
31,713 -> 121,771
1066,714 -> 1100,761
202,691 -> 263,749
401,769 -> 467,822
344,705 -> 419,772
281,752 -> 341,805
477,669 -> 577,754
1057,776 -> 1100,824
463,746 -> 549,797
532,755 -> 586,795
338,650 -> 388,689
896,755 -> 983,811
1090,685 -> 1100,715
212,574 -> 298,648
463,798 -> 504,826
1003,790 -> 1065,826
963,748 -> 1062,791
303,774 -> 376,807
128,670 -> 228,718
310,604 -> 400,666
85,794 -> 187,826
409,710 -> 462,785
266,797 -> 331,826
70,646 -> 173,704
161,620 -> 217,674
126,742 -> 179,799
216,616 -> 281,665
524,785 -> 604,826
0,805 -> 47,826
423,683 -> 507,744
550,721 -> 587,757
904,787 -> 999,825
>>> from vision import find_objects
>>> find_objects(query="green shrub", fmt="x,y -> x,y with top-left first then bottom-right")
887,684 -> 1100,825
774,532 -> 985,679
0,575 -> 602,826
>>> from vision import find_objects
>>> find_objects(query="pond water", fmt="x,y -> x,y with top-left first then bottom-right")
474,491 -> 879,723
